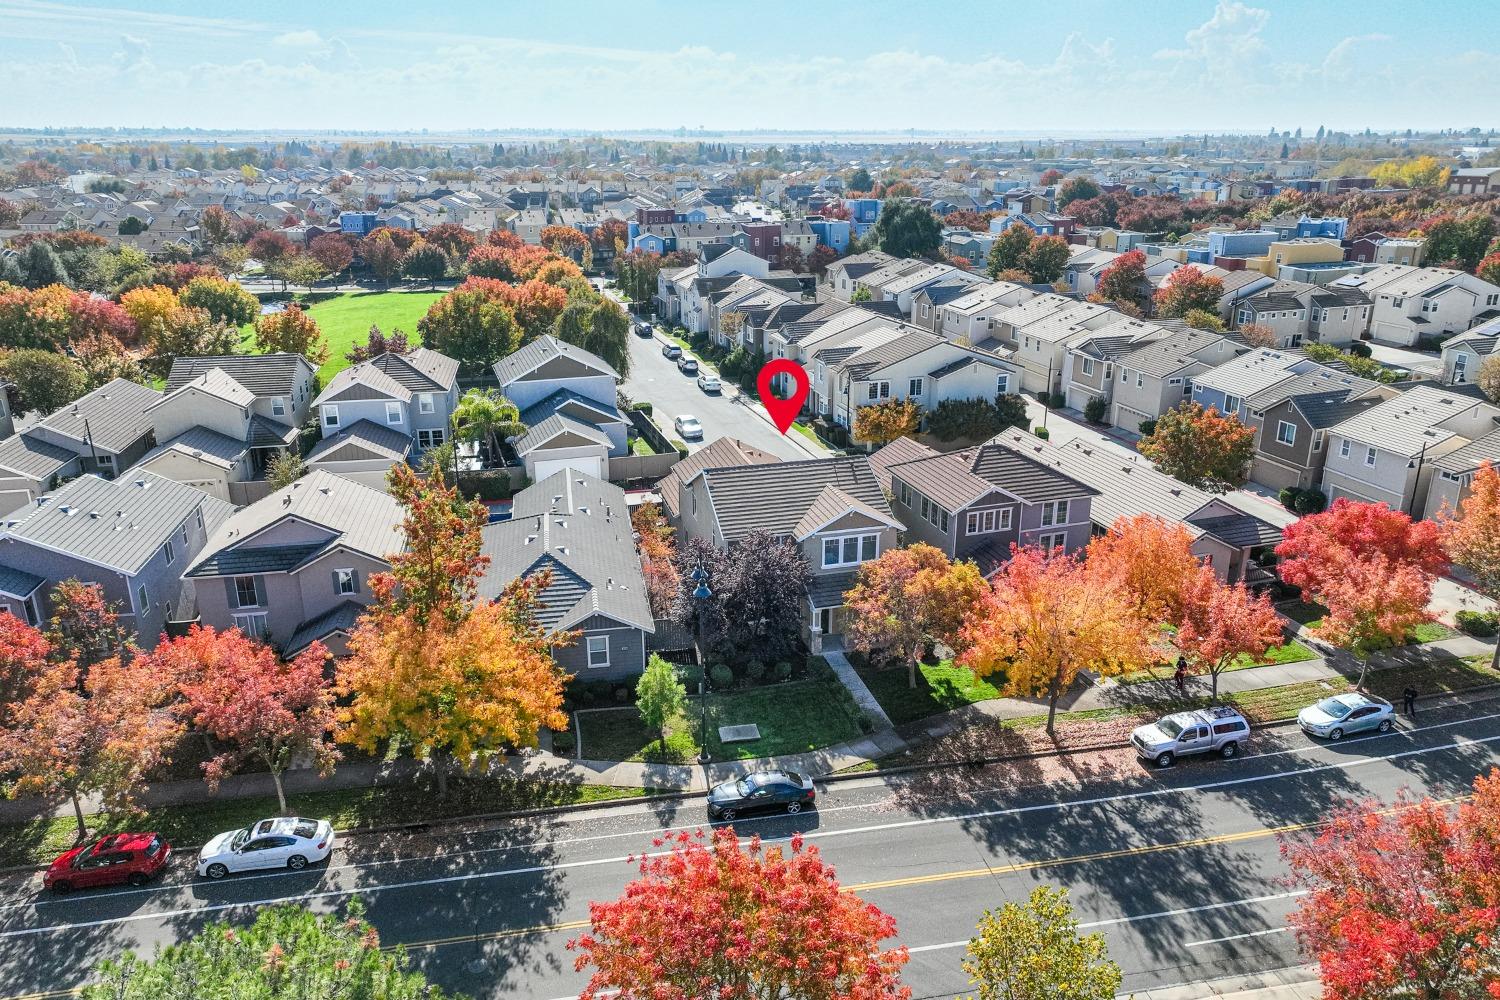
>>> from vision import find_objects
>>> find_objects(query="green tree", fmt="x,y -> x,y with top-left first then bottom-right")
847,167 -> 873,192
402,242 -> 450,289
450,388 -> 525,460
987,224 -> 1035,278
179,275 -> 259,326
963,886 -> 1122,1000
116,216 -> 146,236
585,300 -> 632,377
265,450 -> 305,490
635,654 -> 686,743
1056,176 -> 1101,209
81,901 -> 455,1000
19,241 -> 70,289
850,285 -> 873,303
3,348 -> 85,415
872,199 -> 941,259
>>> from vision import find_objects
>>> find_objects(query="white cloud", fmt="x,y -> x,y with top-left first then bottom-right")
273,29 -> 323,48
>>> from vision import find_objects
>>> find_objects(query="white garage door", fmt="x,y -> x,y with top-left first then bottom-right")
534,456 -> 602,481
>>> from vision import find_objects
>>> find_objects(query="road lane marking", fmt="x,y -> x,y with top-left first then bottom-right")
1187,927 -> 1292,948
15,709 -> 1500,912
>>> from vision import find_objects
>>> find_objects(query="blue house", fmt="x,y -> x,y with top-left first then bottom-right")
339,212 -> 379,236
681,208 -> 709,223
632,232 -> 670,254
1207,230 -> 1278,259
1295,215 -> 1348,241
845,198 -> 883,237
808,218 -> 851,254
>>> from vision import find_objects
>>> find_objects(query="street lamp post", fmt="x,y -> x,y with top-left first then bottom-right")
689,566 -> 713,765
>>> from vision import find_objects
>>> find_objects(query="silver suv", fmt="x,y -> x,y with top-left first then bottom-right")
1131,706 -> 1249,767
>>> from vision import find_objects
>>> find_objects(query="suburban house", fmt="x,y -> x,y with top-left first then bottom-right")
655,242 -> 771,327
0,472 -> 232,647
1328,265 -> 1500,347
1240,371 -> 1396,492
166,353 -> 318,431
1096,326 -> 1246,434
871,438 -> 1099,573
0,378 -> 160,517
184,469 -> 403,656
1320,385 -> 1500,515
992,295 -> 1117,394
1190,348 -> 1318,421
1440,317 -> 1500,386
477,470 -> 653,680
655,436 -> 781,525
309,349 -> 460,486
676,454 -> 902,648
825,251 -> 901,301
918,280 -> 1038,346
989,430 -> 1283,586
493,335 -> 628,482
1424,428 -> 1500,519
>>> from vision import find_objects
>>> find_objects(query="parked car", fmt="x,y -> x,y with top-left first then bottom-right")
662,342 -> 683,360
636,320 -> 655,338
44,832 -> 171,894
1298,693 -> 1395,740
674,414 -> 703,440
697,373 -> 722,393
197,817 -> 335,879
707,770 -> 815,821
1131,706 -> 1249,767
678,356 -> 699,375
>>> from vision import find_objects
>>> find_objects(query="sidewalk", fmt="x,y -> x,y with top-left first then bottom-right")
1132,966 -> 1320,1000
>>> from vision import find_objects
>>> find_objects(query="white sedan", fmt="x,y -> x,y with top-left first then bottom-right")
197,817 -> 335,878
1297,693 -> 1395,740
674,414 -> 704,440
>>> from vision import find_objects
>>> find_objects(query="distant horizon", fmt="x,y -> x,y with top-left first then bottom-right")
4,0 -> 1498,133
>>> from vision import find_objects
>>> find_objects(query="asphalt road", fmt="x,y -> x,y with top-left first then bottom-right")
620,327 -> 816,462
4,708 -> 1500,998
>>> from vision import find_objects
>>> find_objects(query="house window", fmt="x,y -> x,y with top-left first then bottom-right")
908,377 -> 924,397
137,584 -> 149,613
195,509 -> 204,531
1037,532 -> 1067,551
1041,499 -> 1070,526
898,482 -> 911,507
1365,446 -> 1378,467
180,524 -> 189,546
418,393 -> 435,414
921,304 -> 930,318
823,533 -> 880,568
1082,358 -> 1095,376
234,576 -> 261,609
1289,333 -> 1303,347
920,497 -> 930,520
1223,395 -> 1241,416
1313,430 -> 1325,451
323,405 -> 339,428
233,613 -> 269,639
966,508 -> 1013,534
867,381 -> 890,400
1276,421 -> 1296,446
271,397 -> 286,417
417,429 -> 446,448
1136,372 -> 1144,388
161,539 -> 175,565
335,569 -> 357,596
1339,439 -> 1351,458
1454,355 -> 1468,383
996,374 -> 1010,394
1168,377 -> 1183,386
586,635 -> 610,668
385,402 -> 403,425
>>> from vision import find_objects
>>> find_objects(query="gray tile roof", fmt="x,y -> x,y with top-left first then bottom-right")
0,564 -> 44,599
283,600 -> 368,655
166,354 -> 314,397
1432,427 -> 1500,474
698,455 -> 893,545
186,468 -> 403,577
518,388 -> 622,429
1244,370 -> 1376,414
152,367 -> 254,410
189,542 -> 329,577
1115,329 -> 1229,378
887,443 -> 1098,510
1288,392 -> 1385,429
493,334 -> 618,385
793,485 -> 897,539
479,470 -> 653,633
367,348 -> 459,392
307,420 -> 412,464
1329,385 -> 1494,457
1185,512 -> 1284,548
868,437 -> 938,493
2,472 -> 232,575
657,436 -> 781,520
247,415 -> 300,449
0,433 -> 76,480
806,570 -> 858,609
514,413 -> 612,455
1192,348 -> 1305,399
37,378 -> 160,453
316,362 -> 411,405
139,427 -> 247,471
842,330 -> 946,380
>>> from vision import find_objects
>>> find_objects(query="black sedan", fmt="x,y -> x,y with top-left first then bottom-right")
706,770 -> 815,821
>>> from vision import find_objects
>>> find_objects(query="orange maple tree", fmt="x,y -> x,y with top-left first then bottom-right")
1085,513 -> 1202,623
569,828 -> 910,1000
1283,768 -> 1500,1000
1138,401 -> 1256,493
1153,265 -> 1225,318
631,500 -> 680,619
852,398 -> 920,445
254,302 -> 329,364
1440,461 -> 1500,668
1175,567 -> 1285,697
843,544 -> 984,688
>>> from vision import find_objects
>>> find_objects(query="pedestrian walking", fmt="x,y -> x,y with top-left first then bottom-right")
1403,685 -> 1418,718
1174,655 -> 1188,696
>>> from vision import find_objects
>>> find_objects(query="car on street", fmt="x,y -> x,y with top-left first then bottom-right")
673,414 -> 703,440
635,320 -> 654,338
697,373 -> 722,393
1131,705 -> 1249,767
1297,692 -> 1395,740
707,770 -> 816,821
678,356 -> 699,374
44,832 -> 171,893
661,342 -> 682,360
197,817 -> 335,879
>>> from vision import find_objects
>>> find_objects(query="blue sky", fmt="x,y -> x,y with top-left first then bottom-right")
3,0 -> 1497,133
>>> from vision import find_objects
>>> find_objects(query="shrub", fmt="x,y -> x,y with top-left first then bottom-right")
1083,396 -> 1108,424
1347,341 -> 1372,358
1033,425 -> 1050,439
773,660 -> 793,682
709,663 -> 734,688
1279,486 -> 1302,510
1048,392 -> 1066,409
857,712 -> 876,734
672,439 -> 689,458
1293,489 -> 1328,515
631,401 -> 653,415
1455,610 -> 1499,638
745,659 -> 767,683
926,395 -> 1026,442
552,731 -> 576,755
680,663 -> 704,689
1138,418 -> 1157,436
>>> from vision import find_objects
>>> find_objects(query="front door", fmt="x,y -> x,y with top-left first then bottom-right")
818,608 -> 832,634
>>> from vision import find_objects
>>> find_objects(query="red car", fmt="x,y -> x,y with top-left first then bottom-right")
44,833 -> 171,893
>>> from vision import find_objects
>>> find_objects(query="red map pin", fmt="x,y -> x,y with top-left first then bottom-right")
756,359 -> 811,434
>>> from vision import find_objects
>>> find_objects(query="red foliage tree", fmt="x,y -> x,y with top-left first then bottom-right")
486,228 -> 526,250
1093,249 -> 1149,310
346,323 -> 413,365
1175,567 -> 1285,697
588,218 -> 628,252
362,231 -> 406,286
247,229 -> 294,264
808,244 -> 840,276
1284,768 -> 1500,1000
569,829 -> 909,1000
422,223 -> 477,258
1154,265 -> 1226,318
309,233 -> 355,279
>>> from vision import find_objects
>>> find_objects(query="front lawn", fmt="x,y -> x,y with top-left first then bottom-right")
1118,638 -> 1319,685
246,290 -> 445,383
629,435 -> 656,456
0,773 -> 650,869
860,660 -> 1004,727
573,679 -> 866,763
1281,601 -> 1456,646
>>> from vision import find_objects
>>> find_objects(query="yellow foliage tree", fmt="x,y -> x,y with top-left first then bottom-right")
1085,513 -> 1202,623
119,284 -> 180,335
853,398 -> 921,445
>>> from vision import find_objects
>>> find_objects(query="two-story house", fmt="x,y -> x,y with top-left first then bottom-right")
477,470 -> 654,680
825,251 -> 899,302
1440,317 -> 1500,387
919,280 -> 1038,347
997,297 -> 1118,395
1190,348 -> 1316,422
1240,372 -> 1396,491
1334,265 -> 1500,347
0,472 -> 232,647
309,348 -> 460,486
184,469 -> 403,655
1321,385 -> 1500,515
676,454 -> 902,646
493,335 -> 629,482
871,438 -> 1098,574
1424,428 -> 1500,520
1100,327 -> 1243,433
